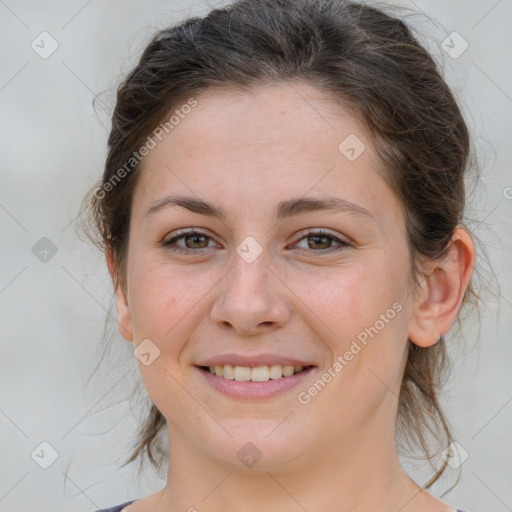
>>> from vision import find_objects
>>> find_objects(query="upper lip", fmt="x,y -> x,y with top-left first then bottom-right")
197,353 -> 316,368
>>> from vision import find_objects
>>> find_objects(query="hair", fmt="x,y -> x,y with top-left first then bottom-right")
81,0 -> 481,490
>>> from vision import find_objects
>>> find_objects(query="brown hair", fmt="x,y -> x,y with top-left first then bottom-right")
81,0 -> 480,488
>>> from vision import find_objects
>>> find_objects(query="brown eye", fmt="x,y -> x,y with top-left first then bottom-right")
293,229 -> 350,256
182,234 -> 209,249
163,230 -> 217,254
307,234 -> 333,250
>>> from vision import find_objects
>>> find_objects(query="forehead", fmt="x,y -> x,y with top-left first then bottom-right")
133,81 -> 398,224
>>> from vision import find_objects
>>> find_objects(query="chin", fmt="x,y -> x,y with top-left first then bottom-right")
199,420 -> 309,472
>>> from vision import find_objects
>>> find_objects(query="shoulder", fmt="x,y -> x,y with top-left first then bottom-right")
93,500 -> 138,512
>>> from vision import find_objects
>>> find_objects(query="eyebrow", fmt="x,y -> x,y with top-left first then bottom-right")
144,194 -> 375,221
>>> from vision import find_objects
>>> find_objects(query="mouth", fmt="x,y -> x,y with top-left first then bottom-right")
198,364 -> 313,381
195,364 -> 316,399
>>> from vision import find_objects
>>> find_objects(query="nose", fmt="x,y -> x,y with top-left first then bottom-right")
210,249 -> 291,336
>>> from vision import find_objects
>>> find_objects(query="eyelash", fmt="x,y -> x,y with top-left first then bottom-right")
162,228 -> 350,256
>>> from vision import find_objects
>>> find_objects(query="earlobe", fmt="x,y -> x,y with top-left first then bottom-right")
408,227 -> 475,348
105,248 -> 134,342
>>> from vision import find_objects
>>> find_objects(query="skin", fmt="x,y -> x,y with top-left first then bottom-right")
107,81 -> 475,512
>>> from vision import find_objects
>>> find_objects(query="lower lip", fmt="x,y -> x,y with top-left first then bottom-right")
196,366 -> 315,399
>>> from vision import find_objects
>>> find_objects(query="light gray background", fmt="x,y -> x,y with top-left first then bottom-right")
1,1 -> 511,511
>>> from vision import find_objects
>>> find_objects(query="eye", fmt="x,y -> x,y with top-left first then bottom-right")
162,228 -> 350,256
162,229 -> 218,254
291,229 -> 350,256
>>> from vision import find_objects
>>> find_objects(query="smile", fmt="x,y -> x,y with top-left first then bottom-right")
202,364 -> 311,381
196,364 -> 316,399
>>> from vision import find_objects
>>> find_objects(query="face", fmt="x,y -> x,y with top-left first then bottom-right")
113,82 -> 421,471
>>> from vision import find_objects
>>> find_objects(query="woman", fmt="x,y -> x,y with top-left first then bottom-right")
83,0 -> 477,510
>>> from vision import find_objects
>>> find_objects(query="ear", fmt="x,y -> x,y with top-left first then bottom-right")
408,227 -> 475,347
106,248 -> 134,342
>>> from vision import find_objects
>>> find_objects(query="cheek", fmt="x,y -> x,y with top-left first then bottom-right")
129,284 -> 176,341
127,260 -> 197,412
126,257 -> 218,372
290,258 -> 410,390
290,261 -> 404,338
127,257 -> 186,340
294,266 -> 409,433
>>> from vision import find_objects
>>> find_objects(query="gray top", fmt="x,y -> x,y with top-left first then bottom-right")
94,501 -> 136,512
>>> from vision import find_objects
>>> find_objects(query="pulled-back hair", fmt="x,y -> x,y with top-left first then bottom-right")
82,0 -> 480,488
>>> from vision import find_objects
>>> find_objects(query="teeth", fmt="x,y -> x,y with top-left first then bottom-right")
206,364 -> 307,381
269,364 -> 283,379
234,366 -> 251,381
282,365 -> 294,377
250,366 -> 269,382
223,364 -> 235,379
